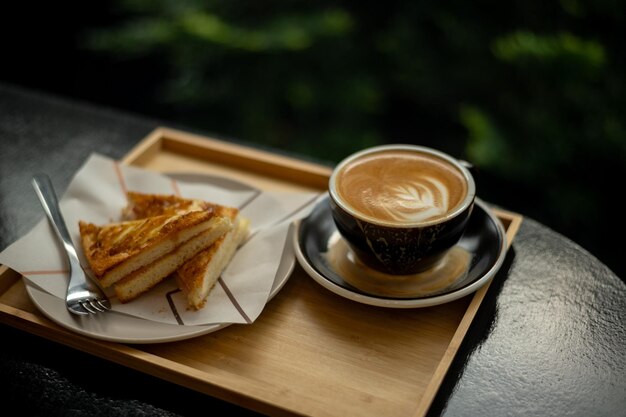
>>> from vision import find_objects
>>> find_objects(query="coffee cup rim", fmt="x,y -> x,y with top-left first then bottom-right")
328,144 -> 476,228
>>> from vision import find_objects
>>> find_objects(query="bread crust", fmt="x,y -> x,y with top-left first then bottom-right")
122,192 -> 213,219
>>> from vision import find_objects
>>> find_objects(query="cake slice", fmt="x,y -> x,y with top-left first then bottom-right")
122,192 -> 250,309
79,208 -> 232,302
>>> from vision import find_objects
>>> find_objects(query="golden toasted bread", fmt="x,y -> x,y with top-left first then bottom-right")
122,192 -> 212,219
122,192 -> 250,309
79,209 -> 232,302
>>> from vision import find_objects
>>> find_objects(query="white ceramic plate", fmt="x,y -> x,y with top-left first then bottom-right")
294,197 -> 507,308
24,173 -> 296,344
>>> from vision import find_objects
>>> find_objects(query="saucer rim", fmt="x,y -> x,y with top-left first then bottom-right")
293,197 -> 507,309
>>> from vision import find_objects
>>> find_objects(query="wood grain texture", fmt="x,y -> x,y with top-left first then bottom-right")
0,127 -> 523,417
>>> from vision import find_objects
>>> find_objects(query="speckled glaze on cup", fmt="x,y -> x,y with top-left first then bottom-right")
328,145 -> 476,275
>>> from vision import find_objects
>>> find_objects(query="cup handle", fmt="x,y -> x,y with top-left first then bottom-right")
459,159 -> 479,178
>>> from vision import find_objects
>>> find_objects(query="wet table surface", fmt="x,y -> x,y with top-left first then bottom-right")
0,82 -> 624,417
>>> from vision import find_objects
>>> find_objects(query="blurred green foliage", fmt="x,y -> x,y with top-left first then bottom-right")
80,0 -> 625,276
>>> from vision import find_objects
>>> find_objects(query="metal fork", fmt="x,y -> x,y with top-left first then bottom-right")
32,174 -> 111,316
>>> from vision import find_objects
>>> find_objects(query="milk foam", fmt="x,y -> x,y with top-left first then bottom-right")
384,177 -> 449,222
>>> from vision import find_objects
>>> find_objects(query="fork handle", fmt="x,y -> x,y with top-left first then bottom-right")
31,174 -> 81,268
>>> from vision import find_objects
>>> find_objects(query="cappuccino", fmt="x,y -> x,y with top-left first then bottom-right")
328,144 -> 476,274
333,149 -> 468,225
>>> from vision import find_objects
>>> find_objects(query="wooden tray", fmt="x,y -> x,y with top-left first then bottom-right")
0,127 -> 523,417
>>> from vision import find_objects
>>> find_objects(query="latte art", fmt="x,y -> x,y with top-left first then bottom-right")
335,150 -> 468,225
386,177 -> 449,222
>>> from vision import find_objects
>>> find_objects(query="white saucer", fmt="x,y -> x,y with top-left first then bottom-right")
293,196 -> 507,308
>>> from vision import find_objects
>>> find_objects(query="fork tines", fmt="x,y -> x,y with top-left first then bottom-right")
79,299 -> 111,314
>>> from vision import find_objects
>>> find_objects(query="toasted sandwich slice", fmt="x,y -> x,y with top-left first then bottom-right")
79,209 -> 232,291
122,192 -> 250,309
175,208 -> 250,310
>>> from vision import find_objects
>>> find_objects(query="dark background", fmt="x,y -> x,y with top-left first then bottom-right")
2,1 -> 624,281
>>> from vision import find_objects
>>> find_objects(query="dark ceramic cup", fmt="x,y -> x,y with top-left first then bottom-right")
328,145 -> 476,275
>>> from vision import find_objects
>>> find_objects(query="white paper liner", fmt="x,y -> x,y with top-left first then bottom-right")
0,153 -> 321,326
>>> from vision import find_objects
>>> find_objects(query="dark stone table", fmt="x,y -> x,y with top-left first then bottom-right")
1,82 -> 624,417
